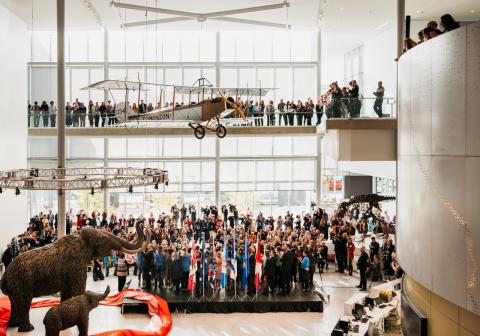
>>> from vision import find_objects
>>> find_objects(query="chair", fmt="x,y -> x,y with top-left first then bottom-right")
384,308 -> 401,332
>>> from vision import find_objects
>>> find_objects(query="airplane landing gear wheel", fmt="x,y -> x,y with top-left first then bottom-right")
194,125 -> 205,139
216,125 -> 227,138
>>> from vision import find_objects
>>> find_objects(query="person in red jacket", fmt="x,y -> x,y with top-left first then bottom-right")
347,237 -> 356,276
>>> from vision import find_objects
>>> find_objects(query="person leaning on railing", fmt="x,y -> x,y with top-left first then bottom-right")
49,101 -> 57,127
277,99 -> 287,126
373,81 -> 385,118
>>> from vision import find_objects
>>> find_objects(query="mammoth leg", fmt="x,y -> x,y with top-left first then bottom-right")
61,269 -> 87,301
7,294 -> 19,327
45,325 -> 60,336
78,316 -> 89,336
16,294 -> 34,332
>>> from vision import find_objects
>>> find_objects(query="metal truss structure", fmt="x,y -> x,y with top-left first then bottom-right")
110,1 -> 291,29
0,168 -> 168,192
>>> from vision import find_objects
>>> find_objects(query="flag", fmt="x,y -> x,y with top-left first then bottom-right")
254,237 -> 262,290
242,238 -> 249,289
187,240 -> 196,292
201,235 -> 206,289
221,233 -> 228,288
230,235 -> 237,280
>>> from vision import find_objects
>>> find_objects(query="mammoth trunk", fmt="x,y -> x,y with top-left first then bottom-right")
113,221 -> 151,254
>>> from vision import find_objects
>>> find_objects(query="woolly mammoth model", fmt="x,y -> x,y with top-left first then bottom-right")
1,221 -> 150,332
43,286 -> 110,336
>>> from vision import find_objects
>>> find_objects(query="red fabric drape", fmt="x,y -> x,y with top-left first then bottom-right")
0,289 -> 172,336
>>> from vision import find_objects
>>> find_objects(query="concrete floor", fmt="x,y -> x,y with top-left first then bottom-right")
6,269 -> 395,336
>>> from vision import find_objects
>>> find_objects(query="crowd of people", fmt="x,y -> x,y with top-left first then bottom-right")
27,79 -> 387,128
2,202 -> 400,297
404,14 -> 460,52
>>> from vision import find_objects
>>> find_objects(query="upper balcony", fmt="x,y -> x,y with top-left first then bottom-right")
28,97 -> 396,137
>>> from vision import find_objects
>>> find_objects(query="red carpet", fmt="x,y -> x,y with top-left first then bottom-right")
0,289 -> 172,336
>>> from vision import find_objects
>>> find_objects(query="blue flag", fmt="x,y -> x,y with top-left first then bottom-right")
221,233 -> 228,288
230,235 -> 236,280
242,238 -> 249,289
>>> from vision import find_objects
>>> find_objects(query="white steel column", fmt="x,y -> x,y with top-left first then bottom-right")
103,138 -> 109,216
215,137 -> 220,209
56,0 -> 66,237
215,31 -> 220,86
316,28 -> 322,101
315,129 -> 323,207
104,29 -> 109,103
397,0 -> 405,59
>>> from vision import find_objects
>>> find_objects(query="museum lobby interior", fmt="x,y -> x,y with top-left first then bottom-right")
0,0 -> 479,335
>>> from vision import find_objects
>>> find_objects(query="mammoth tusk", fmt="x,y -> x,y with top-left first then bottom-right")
121,225 -> 152,255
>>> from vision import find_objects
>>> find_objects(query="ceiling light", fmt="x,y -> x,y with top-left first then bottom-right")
416,10 -> 424,14
470,9 -> 475,13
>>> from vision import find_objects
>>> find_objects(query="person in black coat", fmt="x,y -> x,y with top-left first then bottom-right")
356,246 -> 370,291
369,237 -> 380,261
280,247 -> 292,294
333,234 -> 345,273
264,250 -> 277,295
248,247 -> 256,295
142,245 -> 154,290
172,252 -> 183,294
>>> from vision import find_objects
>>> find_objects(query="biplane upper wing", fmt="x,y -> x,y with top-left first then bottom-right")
81,79 -> 172,91
172,85 -> 276,96
82,80 -> 276,96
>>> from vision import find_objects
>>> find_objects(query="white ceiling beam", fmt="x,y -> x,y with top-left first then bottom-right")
110,1 -> 202,19
201,2 -> 290,19
210,17 -> 291,29
122,17 -> 195,28
111,1 -> 290,20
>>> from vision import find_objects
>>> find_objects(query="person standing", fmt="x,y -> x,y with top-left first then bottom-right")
49,101 -> 57,127
65,102 -> 72,127
93,102 -> 100,127
300,250 -> 310,292
356,246 -> 369,291
315,98 -> 324,125
277,99 -> 286,126
32,101 -> 41,127
88,100 -> 94,127
369,236 -> 380,261
347,237 -> 355,276
41,101 -> 49,127
373,81 -> 385,118
266,100 -> 275,126
116,253 -> 128,291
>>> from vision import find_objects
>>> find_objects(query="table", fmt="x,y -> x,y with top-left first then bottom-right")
346,299 -> 399,335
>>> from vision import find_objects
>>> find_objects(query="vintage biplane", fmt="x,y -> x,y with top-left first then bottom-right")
82,78 -> 275,139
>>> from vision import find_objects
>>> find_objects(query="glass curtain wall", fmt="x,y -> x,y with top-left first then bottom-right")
27,135 -> 316,219
29,30 -> 318,105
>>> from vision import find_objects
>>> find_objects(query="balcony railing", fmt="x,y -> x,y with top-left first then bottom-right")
27,97 -> 396,128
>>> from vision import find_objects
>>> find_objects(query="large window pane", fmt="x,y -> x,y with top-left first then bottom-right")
220,68 -> 237,88
88,31 -> 104,62
220,32 -> 235,62
163,34 -> 180,62
71,68 -> 89,103
293,160 -> 314,181
199,32 -> 216,62
254,32 -> 272,62
108,138 -> 126,157
293,136 -> 316,156
220,137 -> 237,157
272,31 -> 291,62
256,161 -> 274,181
275,160 -> 292,181
127,138 -> 146,157
201,162 -> 215,182
238,161 -> 255,182
273,137 -> 292,156
235,32 -> 254,62
182,138 -> 201,157
293,67 -> 316,101
68,138 -> 104,158
108,31 -> 126,62
276,67 -> 292,102
220,161 -> 237,182
28,138 -> 57,158
238,68 -> 255,89
68,32 -> 88,62
256,68 -> 275,103
181,33 -> 199,62
32,31 -> 54,62
163,138 -> 181,157
183,162 -> 201,182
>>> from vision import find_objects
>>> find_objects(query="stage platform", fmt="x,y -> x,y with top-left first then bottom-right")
139,288 -> 324,314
